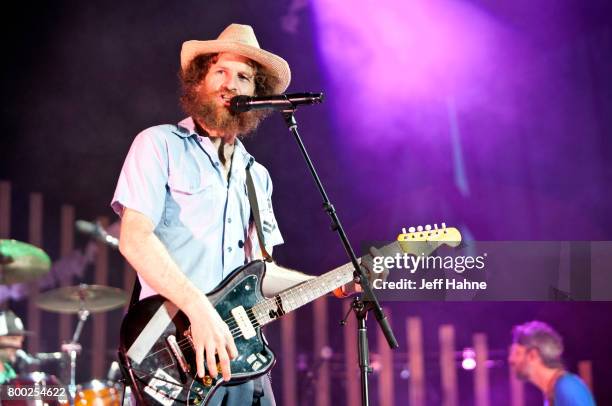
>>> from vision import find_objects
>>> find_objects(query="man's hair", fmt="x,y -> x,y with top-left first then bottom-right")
179,53 -> 278,108
512,321 -> 564,368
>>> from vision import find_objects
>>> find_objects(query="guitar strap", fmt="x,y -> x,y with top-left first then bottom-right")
245,160 -> 270,402
245,159 -> 274,263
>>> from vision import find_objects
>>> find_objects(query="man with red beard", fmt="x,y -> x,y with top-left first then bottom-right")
111,24 -> 349,405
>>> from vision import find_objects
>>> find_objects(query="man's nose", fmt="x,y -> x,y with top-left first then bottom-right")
223,74 -> 238,92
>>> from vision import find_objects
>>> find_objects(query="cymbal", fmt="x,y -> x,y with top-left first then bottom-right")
36,284 -> 128,314
0,239 -> 51,284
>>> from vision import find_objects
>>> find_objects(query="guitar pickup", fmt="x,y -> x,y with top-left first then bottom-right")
231,306 -> 256,339
166,334 -> 190,374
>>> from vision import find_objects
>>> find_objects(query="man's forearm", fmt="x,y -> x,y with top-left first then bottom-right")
119,211 -> 212,317
261,261 -> 315,297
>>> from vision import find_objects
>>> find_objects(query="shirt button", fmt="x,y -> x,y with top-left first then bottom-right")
214,162 -> 220,167
227,218 -> 232,223
238,240 -> 244,248
227,247 -> 233,252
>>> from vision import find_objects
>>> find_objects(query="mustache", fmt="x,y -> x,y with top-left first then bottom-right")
214,88 -> 238,98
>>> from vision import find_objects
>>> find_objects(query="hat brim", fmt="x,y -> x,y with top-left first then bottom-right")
0,329 -> 34,337
181,40 -> 291,94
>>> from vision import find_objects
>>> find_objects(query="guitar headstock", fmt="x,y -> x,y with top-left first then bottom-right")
396,223 -> 462,256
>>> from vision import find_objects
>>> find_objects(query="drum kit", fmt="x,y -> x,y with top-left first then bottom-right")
0,237 -> 129,405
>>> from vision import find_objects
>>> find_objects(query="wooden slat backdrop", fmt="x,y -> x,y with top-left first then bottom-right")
474,333 -> 490,406
509,345 -> 525,406
408,316 -> 426,406
439,324 -> 459,406
92,216 -> 109,378
314,297 -> 330,406
0,181 -> 10,238
59,205 -> 75,343
378,308 -> 394,406
343,300 -> 360,406
27,193 -> 43,354
281,312 -> 297,406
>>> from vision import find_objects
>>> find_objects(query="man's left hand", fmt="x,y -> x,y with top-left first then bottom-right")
336,246 -> 389,297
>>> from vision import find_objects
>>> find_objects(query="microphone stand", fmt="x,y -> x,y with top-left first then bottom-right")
280,109 -> 398,406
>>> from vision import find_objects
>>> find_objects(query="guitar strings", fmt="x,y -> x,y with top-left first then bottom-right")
170,283 -> 334,352
136,262 -> 365,372
217,268 -> 347,330
143,288 -> 347,366
182,279 -> 340,347
145,308 -> 263,360
146,276 -> 347,359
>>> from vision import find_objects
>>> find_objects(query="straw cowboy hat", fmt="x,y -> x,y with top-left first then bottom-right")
181,24 -> 291,94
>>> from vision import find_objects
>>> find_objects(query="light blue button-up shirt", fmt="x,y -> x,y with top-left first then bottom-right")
111,117 -> 283,298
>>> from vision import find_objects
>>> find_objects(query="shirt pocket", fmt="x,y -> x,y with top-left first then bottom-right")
168,177 -> 210,195
166,165 -> 223,229
167,157 -> 213,194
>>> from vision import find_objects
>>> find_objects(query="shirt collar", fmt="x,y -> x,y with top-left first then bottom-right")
172,117 -> 254,169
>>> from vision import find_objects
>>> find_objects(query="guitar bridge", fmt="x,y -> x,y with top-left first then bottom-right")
166,334 -> 190,374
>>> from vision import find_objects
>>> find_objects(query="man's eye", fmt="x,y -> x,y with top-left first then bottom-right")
239,75 -> 252,82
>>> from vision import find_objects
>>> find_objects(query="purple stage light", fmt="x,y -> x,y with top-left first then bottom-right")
312,0 -> 508,145
461,347 -> 477,370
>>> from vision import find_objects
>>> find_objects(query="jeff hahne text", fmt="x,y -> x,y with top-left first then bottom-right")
371,252 -> 488,291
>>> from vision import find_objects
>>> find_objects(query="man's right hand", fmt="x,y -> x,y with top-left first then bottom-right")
185,298 -> 239,382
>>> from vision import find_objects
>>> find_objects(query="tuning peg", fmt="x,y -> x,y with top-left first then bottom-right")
402,227 -> 407,234
433,223 -> 439,230
417,225 -> 423,232
441,222 -> 446,229
425,224 -> 431,231
408,227 -> 416,233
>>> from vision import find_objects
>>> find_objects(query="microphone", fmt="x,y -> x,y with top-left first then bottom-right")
230,92 -> 324,113
75,220 -> 119,248
15,349 -> 41,369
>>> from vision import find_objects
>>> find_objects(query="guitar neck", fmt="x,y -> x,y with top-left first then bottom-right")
248,226 -> 460,328
252,260 -> 357,327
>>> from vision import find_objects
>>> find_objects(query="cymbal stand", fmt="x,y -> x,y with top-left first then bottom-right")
61,285 -> 90,405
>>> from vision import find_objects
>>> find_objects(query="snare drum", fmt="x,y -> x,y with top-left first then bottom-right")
75,379 -> 120,406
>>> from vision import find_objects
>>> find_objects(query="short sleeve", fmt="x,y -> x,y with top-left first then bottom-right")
247,164 -> 283,259
554,375 -> 596,406
110,127 -> 169,227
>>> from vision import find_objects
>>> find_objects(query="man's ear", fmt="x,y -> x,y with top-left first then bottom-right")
526,347 -> 541,363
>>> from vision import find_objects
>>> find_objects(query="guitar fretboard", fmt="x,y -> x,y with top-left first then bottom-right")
247,235 -> 449,327
251,261 -> 356,327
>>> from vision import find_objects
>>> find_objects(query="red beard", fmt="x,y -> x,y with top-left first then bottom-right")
185,88 -> 269,137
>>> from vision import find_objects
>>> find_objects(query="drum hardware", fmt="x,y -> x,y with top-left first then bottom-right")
2,223 -> 127,405
35,284 -> 128,405
75,378 -> 121,406
35,284 -> 128,314
0,239 -> 51,285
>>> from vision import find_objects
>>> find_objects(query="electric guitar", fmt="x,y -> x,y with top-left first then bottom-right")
118,224 -> 461,405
